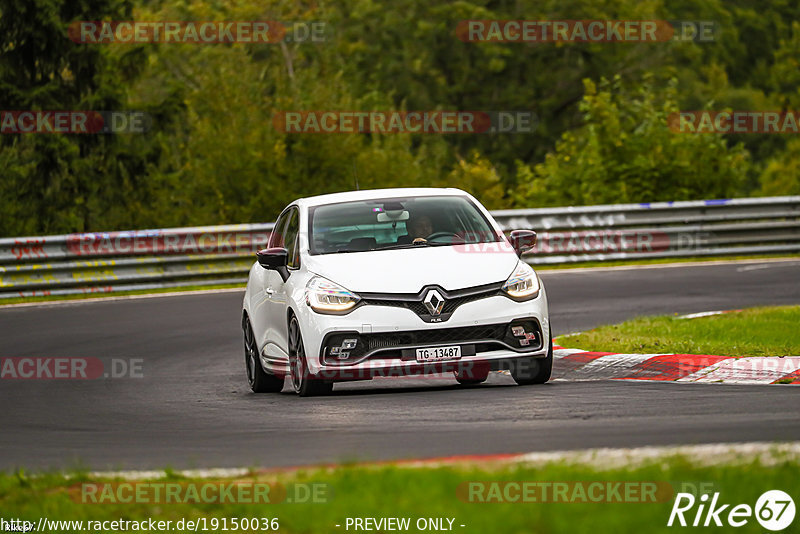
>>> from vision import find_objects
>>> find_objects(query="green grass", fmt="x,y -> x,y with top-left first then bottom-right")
558,305 -> 800,357
0,282 -> 245,306
1,455 -> 796,534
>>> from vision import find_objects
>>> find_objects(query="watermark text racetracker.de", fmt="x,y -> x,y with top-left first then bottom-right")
446,230 -> 711,255
68,21 -> 327,44
457,20 -> 718,43
669,111 -> 800,134
273,111 -> 537,134
0,111 -> 151,134
459,481 -> 674,503
0,357 -> 143,380
65,230 -> 271,257
458,480 -> 723,504
77,481 -> 329,504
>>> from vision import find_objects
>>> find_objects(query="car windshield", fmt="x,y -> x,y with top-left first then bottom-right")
309,195 -> 502,255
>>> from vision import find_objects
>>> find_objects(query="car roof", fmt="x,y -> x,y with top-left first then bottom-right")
294,187 -> 470,209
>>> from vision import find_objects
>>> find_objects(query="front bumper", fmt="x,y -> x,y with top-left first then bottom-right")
320,318 -> 544,364
279,288 -> 550,379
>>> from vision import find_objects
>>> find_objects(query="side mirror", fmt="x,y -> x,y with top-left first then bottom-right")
256,248 -> 290,282
509,230 -> 537,257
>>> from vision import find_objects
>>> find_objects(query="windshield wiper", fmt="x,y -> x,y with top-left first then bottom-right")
373,243 -> 423,251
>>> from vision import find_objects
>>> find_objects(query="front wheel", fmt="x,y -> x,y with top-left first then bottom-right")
288,316 -> 333,397
511,337 -> 553,386
244,318 -> 285,393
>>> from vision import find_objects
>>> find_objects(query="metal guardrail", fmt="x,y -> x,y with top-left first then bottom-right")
0,224 -> 273,299
1,196 -> 798,299
491,196 -> 800,264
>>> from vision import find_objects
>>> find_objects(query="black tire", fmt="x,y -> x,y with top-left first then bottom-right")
455,363 -> 490,385
511,336 -> 553,386
288,316 -> 333,397
244,318 -> 285,393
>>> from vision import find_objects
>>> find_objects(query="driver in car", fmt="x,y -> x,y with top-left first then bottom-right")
399,214 -> 433,244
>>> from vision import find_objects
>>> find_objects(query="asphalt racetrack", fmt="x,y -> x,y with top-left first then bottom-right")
1,259 -> 799,471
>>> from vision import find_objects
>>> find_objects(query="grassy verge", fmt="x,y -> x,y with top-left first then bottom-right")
0,283 -> 245,306
533,253 -> 800,270
0,455 -> 795,534
558,305 -> 800,357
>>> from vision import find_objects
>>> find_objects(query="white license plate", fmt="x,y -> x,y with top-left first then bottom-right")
415,345 -> 461,362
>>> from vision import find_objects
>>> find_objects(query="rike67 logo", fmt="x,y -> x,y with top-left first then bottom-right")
668,490 -> 795,531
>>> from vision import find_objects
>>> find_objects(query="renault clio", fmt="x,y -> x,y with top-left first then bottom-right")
242,188 -> 551,396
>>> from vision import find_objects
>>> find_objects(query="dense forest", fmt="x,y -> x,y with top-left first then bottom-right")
1,0 -> 799,236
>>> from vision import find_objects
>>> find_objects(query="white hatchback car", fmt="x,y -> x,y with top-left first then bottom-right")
242,188 -> 551,396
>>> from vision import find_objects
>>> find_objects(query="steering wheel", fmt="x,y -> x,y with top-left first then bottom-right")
425,231 -> 460,242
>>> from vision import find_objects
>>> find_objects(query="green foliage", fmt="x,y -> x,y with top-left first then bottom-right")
2,0 -> 800,235
0,0 -> 187,236
514,76 -> 750,206
759,138 -> 800,196
443,150 -> 505,209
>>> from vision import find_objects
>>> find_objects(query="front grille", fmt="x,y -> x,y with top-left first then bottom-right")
365,293 -> 488,316
321,319 -> 542,365
360,282 -> 504,322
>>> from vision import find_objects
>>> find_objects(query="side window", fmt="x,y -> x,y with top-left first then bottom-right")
283,208 -> 301,269
269,210 -> 291,248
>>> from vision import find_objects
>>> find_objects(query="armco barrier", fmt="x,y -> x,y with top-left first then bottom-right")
0,224 -> 273,299
491,196 -> 800,264
1,196 -> 798,299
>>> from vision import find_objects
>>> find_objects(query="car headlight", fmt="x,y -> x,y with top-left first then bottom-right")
502,261 -> 540,301
305,276 -> 361,314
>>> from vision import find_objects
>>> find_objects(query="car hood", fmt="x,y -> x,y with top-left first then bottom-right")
303,245 -> 520,293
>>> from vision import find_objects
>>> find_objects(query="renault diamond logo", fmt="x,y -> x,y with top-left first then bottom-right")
423,289 -> 445,316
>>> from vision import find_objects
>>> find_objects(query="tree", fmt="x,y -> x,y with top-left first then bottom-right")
514,76 -> 750,207
0,0 -> 185,236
